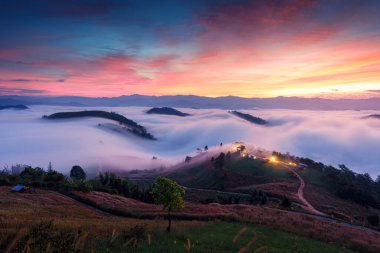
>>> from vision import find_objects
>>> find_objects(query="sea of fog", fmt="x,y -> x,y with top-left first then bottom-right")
1,106 -> 380,178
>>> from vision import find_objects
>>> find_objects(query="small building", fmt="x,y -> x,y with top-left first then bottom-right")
11,184 -> 25,193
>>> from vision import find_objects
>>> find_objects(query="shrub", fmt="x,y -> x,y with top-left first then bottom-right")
281,196 -> 292,207
121,224 -> 147,248
367,214 -> 379,227
200,197 -> 218,204
260,195 -> 268,205
0,174 -> 9,185
75,180 -> 93,192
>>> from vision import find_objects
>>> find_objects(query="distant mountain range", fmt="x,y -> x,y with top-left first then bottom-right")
1,94 -> 380,110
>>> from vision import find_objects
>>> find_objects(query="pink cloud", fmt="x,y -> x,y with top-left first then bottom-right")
1,0 -> 380,98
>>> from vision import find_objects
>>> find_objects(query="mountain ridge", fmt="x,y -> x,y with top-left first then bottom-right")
1,94 -> 380,110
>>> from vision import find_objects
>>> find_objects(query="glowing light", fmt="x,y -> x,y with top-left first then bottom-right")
270,156 -> 277,163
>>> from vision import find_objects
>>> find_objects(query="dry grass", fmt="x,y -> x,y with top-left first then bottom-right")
71,190 -> 380,253
1,186 -> 380,252
232,181 -> 300,202
0,187 -> 201,238
304,184 -> 380,224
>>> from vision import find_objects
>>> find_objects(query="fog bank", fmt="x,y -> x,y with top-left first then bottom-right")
0,106 -> 379,177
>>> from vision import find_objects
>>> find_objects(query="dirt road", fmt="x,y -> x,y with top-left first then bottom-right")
280,162 -> 326,216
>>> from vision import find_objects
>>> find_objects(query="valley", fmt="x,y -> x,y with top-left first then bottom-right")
1,106 -> 380,252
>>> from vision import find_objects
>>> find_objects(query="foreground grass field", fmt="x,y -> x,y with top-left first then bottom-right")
71,190 -> 380,252
0,186 -> 376,252
92,222 -> 356,253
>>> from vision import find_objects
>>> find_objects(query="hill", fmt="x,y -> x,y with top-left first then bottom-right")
146,107 -> 190,116
128,147 -> 380,227
0,104 -> 29,110
43,110 -> 155,140
364,114 -> 380,119
165,151 -> 292,190
0,186 -> 376,253
2,152 -> 380,252
230,111 -> 267,125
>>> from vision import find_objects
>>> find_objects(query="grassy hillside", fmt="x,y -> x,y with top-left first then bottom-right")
2,151 -> 380,252
225,156 -> 292,180
95,222 -> 357,253
0,187 -> 372,253
68,190 -> 380,252
297,166 -> 380,224
167,155 -> 295,192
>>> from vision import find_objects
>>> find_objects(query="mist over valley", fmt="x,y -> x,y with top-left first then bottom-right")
1,106 -> 379,178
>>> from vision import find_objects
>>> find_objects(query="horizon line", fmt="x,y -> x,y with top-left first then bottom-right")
2,93 -> 380,100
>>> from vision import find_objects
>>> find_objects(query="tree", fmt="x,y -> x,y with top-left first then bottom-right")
70,165 -> 86,180
48,162 -> 53,171
225,151 -> 232,161
20,166 -> 45,182
185,156 -> 192,162
44,169 -> 65,187
150,177 -> 185,232
237,145 -> 246,153
213,152 -> 225,169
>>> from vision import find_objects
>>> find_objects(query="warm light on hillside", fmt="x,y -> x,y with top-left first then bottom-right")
270,156 -> 278,163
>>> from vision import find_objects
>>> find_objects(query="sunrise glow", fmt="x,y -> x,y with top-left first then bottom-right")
0,0 -> 379,98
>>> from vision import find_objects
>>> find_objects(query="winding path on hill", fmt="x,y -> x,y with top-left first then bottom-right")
280,162 -> 326,216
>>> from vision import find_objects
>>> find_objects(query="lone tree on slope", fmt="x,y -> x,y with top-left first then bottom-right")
150,177 -> 185,232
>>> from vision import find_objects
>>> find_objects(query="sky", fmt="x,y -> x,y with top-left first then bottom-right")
0,0 -> 380,98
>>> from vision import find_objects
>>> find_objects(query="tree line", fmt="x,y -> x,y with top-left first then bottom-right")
273,151 -> 380,209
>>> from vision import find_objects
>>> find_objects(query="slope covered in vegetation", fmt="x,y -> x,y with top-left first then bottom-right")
43,110 -> 155,140
230,111 -> 267,125
146,107 -> 190,116
0,104 -> 29,110
1,161 -> 380,252
365,114 -> 380,119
